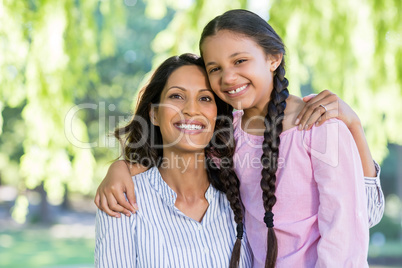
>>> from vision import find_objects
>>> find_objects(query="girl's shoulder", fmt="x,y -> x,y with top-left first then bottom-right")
232,110 -> 244,133
232,110 -> 243,123
283,94 -> 305,132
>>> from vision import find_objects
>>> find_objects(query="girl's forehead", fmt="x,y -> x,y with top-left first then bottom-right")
203,30 -> 254,45
201,30 -> 266,58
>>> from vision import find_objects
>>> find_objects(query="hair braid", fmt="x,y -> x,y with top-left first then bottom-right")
216,113 -> 244,268
221,156 -> 244,268
261,64 -> 289,268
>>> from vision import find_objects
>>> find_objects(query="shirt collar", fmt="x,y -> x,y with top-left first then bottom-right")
147,166 -> 217,207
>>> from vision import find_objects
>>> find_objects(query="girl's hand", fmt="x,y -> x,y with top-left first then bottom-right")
295,89 -> 361,131
94,160 -> 138,218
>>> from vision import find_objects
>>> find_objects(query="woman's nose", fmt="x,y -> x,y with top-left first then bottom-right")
182,99 -> 200,116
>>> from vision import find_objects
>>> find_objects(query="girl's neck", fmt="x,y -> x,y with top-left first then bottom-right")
241,104 -> 269,136
158,150 -> 209,198
241,94 -> 301,136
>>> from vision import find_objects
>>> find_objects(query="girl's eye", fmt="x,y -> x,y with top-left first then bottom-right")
235,59 -> 246,65
200,96 -> 213,102
169,94 -> 183,99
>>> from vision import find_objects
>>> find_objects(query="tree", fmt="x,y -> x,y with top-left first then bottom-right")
0,0 -> 172,223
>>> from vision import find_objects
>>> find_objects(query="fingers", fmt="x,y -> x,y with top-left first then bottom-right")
99,193 -> 122,218
302,94 -> 317,102
125,185 -> 138,212
94,189 -> 101,208
315,109 -> 339,127
114,190 -> 137,215
304,101 -> 338,130
296,90 -> 338,130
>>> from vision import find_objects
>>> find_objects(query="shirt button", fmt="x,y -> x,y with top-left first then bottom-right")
198,225 -> 203,231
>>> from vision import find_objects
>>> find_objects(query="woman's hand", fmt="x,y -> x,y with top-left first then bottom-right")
94,160 -> 138,218
295,89 -> 360,131
296,89 -> 376,177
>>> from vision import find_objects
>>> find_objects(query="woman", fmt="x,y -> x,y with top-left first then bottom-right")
95,53 -> 252,267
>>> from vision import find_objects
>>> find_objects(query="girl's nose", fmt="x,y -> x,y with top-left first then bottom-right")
221,68 -> 237,85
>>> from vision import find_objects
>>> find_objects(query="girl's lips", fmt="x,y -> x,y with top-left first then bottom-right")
223,84 -> 249,97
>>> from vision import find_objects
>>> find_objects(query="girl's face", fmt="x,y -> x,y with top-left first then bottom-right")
201,30 -> 281,112
152,65 -> 217,153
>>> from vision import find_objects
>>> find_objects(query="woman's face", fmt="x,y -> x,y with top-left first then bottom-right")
152,65 -> 218,153
201,30 -> 280,112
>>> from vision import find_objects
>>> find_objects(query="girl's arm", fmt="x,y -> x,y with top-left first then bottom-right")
94,160 -> 147,217
311,120 -> 369,267
95,208 -> 137,267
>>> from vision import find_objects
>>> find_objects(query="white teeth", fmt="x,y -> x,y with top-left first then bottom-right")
228,85 -> 247,94
177,124 -> 203,130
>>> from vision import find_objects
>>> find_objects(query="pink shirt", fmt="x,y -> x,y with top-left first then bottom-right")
233,111 -> 369,268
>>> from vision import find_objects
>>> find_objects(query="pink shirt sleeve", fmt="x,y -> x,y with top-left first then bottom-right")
309,119 -> 369,267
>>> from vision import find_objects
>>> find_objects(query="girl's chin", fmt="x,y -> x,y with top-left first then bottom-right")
226,100 -> 252,111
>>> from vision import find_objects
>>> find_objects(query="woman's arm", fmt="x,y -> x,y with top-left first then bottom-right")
95,209 -> 137,267
296,90 -> 376,176
94,160 -> 147,217
296,90 -> 384,227
311,119 -> 369,267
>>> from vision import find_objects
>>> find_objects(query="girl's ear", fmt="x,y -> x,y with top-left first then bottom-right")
269,53 -> 283,72
149,106 -> 159,126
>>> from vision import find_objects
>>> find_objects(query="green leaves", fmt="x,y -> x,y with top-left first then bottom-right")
270,0 -> 402,161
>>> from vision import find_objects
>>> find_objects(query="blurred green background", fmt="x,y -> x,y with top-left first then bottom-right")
0,0 -> 401,267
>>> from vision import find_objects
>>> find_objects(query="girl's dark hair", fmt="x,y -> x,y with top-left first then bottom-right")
115,53 -> 235,193
200,9 -> 289,268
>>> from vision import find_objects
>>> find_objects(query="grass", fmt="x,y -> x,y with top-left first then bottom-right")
0,227 -> 94,268
1,225 -> 401,267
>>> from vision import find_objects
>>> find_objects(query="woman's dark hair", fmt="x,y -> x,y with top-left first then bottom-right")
115,53 -> 235,193
200,9 -> 289,268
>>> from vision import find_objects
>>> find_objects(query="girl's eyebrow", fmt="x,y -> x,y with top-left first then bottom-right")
205,52 -> 249,66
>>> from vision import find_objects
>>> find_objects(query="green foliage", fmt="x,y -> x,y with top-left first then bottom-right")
0,0 -> 173,222
269,0 -> 402,161
1,0 -> 401,224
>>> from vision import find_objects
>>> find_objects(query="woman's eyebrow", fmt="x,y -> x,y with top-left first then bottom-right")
167,86 -> 187,91
167,86 -> 212,92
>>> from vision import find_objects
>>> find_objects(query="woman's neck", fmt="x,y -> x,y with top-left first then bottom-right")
158,150 -> 209,198
158,149 -> 210,222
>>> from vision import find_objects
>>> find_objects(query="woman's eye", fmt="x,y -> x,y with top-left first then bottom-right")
209,67 -> 219,74
200,96 -> 213,102
235,59 -> 246,65
169,94 -> 183,99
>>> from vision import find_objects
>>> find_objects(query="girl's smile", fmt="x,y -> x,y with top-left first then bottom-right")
201,30 -> 282,114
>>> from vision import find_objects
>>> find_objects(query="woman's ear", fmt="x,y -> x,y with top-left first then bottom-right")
269,53 -> 283,72
149,106 -> 159,126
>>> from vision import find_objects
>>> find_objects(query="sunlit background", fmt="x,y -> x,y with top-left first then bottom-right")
0,0 -> 401,267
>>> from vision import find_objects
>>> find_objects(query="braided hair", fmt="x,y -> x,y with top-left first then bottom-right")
200,9 -> 289,268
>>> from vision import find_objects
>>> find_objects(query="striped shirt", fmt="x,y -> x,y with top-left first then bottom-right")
95,167 -> 253,268
365,161 -> 384,227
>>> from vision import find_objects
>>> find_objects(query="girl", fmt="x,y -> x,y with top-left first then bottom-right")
96,10 -> 384,267
95,53 -> 252,267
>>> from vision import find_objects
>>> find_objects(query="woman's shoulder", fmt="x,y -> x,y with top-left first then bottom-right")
127,162 -> 149,176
